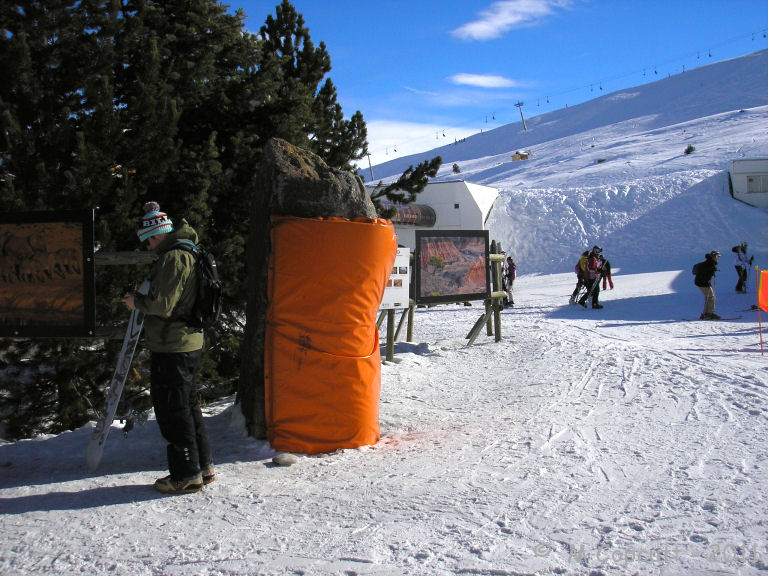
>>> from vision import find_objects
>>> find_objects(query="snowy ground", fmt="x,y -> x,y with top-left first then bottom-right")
2,272 -> 768,575
2,49 -> 768,576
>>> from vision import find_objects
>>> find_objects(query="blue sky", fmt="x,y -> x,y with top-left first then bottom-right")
235,0 -> 768,167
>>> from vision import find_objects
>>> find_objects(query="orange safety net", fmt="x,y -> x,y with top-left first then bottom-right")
265,215 -> 397,454
760,270 -> 768,313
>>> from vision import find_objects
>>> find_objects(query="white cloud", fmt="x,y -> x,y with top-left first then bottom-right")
452,0 -> 572,41
449,73 -> 519,88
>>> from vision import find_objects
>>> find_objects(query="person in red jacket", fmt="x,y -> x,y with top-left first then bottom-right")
600,255 -> 614,290
578,246 -> 604,309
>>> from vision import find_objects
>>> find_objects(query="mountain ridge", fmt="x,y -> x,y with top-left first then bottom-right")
368,48 -> 768,182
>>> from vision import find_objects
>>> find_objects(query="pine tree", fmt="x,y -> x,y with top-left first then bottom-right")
0,0 -> 439,439
369,156 -> 443,215
0,0 -> 128,436
311,79 -> 368,169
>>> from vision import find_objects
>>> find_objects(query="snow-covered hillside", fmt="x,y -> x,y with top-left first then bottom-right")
2,49 -> 768,576
373,49 -> 768,274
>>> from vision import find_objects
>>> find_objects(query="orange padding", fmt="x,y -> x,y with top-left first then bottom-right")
265,215 -> 397,454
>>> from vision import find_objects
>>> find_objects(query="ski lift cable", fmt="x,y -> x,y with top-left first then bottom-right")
365,28 -> 763,161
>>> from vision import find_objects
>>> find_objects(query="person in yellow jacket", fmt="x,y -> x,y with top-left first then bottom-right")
122,202 -> 214,495
569,250 -> 590,304
578,246 -> 604,309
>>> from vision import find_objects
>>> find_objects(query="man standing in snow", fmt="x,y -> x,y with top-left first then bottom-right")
578,246 -> 603,309
122,202 -> 214,495
733,242 -> 753,293
504,256 -> 516,308
694,250 -> 721,320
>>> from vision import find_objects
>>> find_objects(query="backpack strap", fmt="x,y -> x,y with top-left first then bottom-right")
165,239 -> 199,256
159,240 -> 200,325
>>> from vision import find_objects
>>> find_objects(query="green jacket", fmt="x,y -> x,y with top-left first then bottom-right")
133,221 -> 204,353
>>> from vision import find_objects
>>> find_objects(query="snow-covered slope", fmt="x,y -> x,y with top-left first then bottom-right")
371,48 -> 768,180
372,49 -> 768,275
2,48 -> 768,576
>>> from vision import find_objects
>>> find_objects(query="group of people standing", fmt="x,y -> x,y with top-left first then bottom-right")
569,246 -> 613,309
492,240 -> 756,321
693,241 -> 754,320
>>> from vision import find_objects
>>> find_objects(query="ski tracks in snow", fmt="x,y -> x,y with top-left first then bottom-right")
387,304 -> 768,573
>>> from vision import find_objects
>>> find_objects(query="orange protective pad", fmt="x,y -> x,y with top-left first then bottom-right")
760,270 -> 768,313
265,216 -> 397,454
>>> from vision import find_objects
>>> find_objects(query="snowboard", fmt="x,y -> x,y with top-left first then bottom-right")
576,273 -> 602,307
86,279 -> 149,471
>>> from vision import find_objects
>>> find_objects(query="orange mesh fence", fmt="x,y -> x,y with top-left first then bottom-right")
760,270 -> 768,313
265,216 -> 397,454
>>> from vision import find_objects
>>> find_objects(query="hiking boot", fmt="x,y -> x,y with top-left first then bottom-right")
708,313 -> 721,320
578,300 -> 587,308
592,304 -> 603,309
201,465 -> 216,485
154,473 -> 203,495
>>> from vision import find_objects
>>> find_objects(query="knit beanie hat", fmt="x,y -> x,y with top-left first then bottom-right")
137,201 -> 174,243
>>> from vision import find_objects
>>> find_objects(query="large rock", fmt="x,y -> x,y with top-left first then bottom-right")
261,138 -> 377,219
238,138 -> 377,438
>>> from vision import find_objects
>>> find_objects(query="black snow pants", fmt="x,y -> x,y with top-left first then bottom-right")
150,349 -> 212,480
570,275 -> 585,302
735,265 -> 747,292
579,278 -> 600,307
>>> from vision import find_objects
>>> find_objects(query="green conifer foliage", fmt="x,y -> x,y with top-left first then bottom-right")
0,0 -> 437,439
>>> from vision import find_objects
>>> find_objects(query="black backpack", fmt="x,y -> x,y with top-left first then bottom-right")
692,261 -> 704,275
170,241 -> 223,330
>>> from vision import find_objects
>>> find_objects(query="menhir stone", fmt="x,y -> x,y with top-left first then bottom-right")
238,138 -> 377,438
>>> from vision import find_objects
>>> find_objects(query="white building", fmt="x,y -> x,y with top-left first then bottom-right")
729,158 -> 768,209
370,180 -> 500,249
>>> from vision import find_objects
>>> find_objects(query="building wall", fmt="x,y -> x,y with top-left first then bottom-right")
383,181 -> 499,249
730,159 -> 768,209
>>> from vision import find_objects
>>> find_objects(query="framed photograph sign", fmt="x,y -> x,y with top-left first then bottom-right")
414,230 -> 490,305
380,247 -> 410,310
0,210 -> 96,337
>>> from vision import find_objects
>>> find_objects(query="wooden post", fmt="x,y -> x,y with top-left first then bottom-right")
486,240 -> 497,335
466,242 -> 506,346
492,242 -> 503,342
407,300 -> 414,342
394,307 -> 408,341
94,251 -> 157,266
466,310 -> 490,345
385,309 -> 395,361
